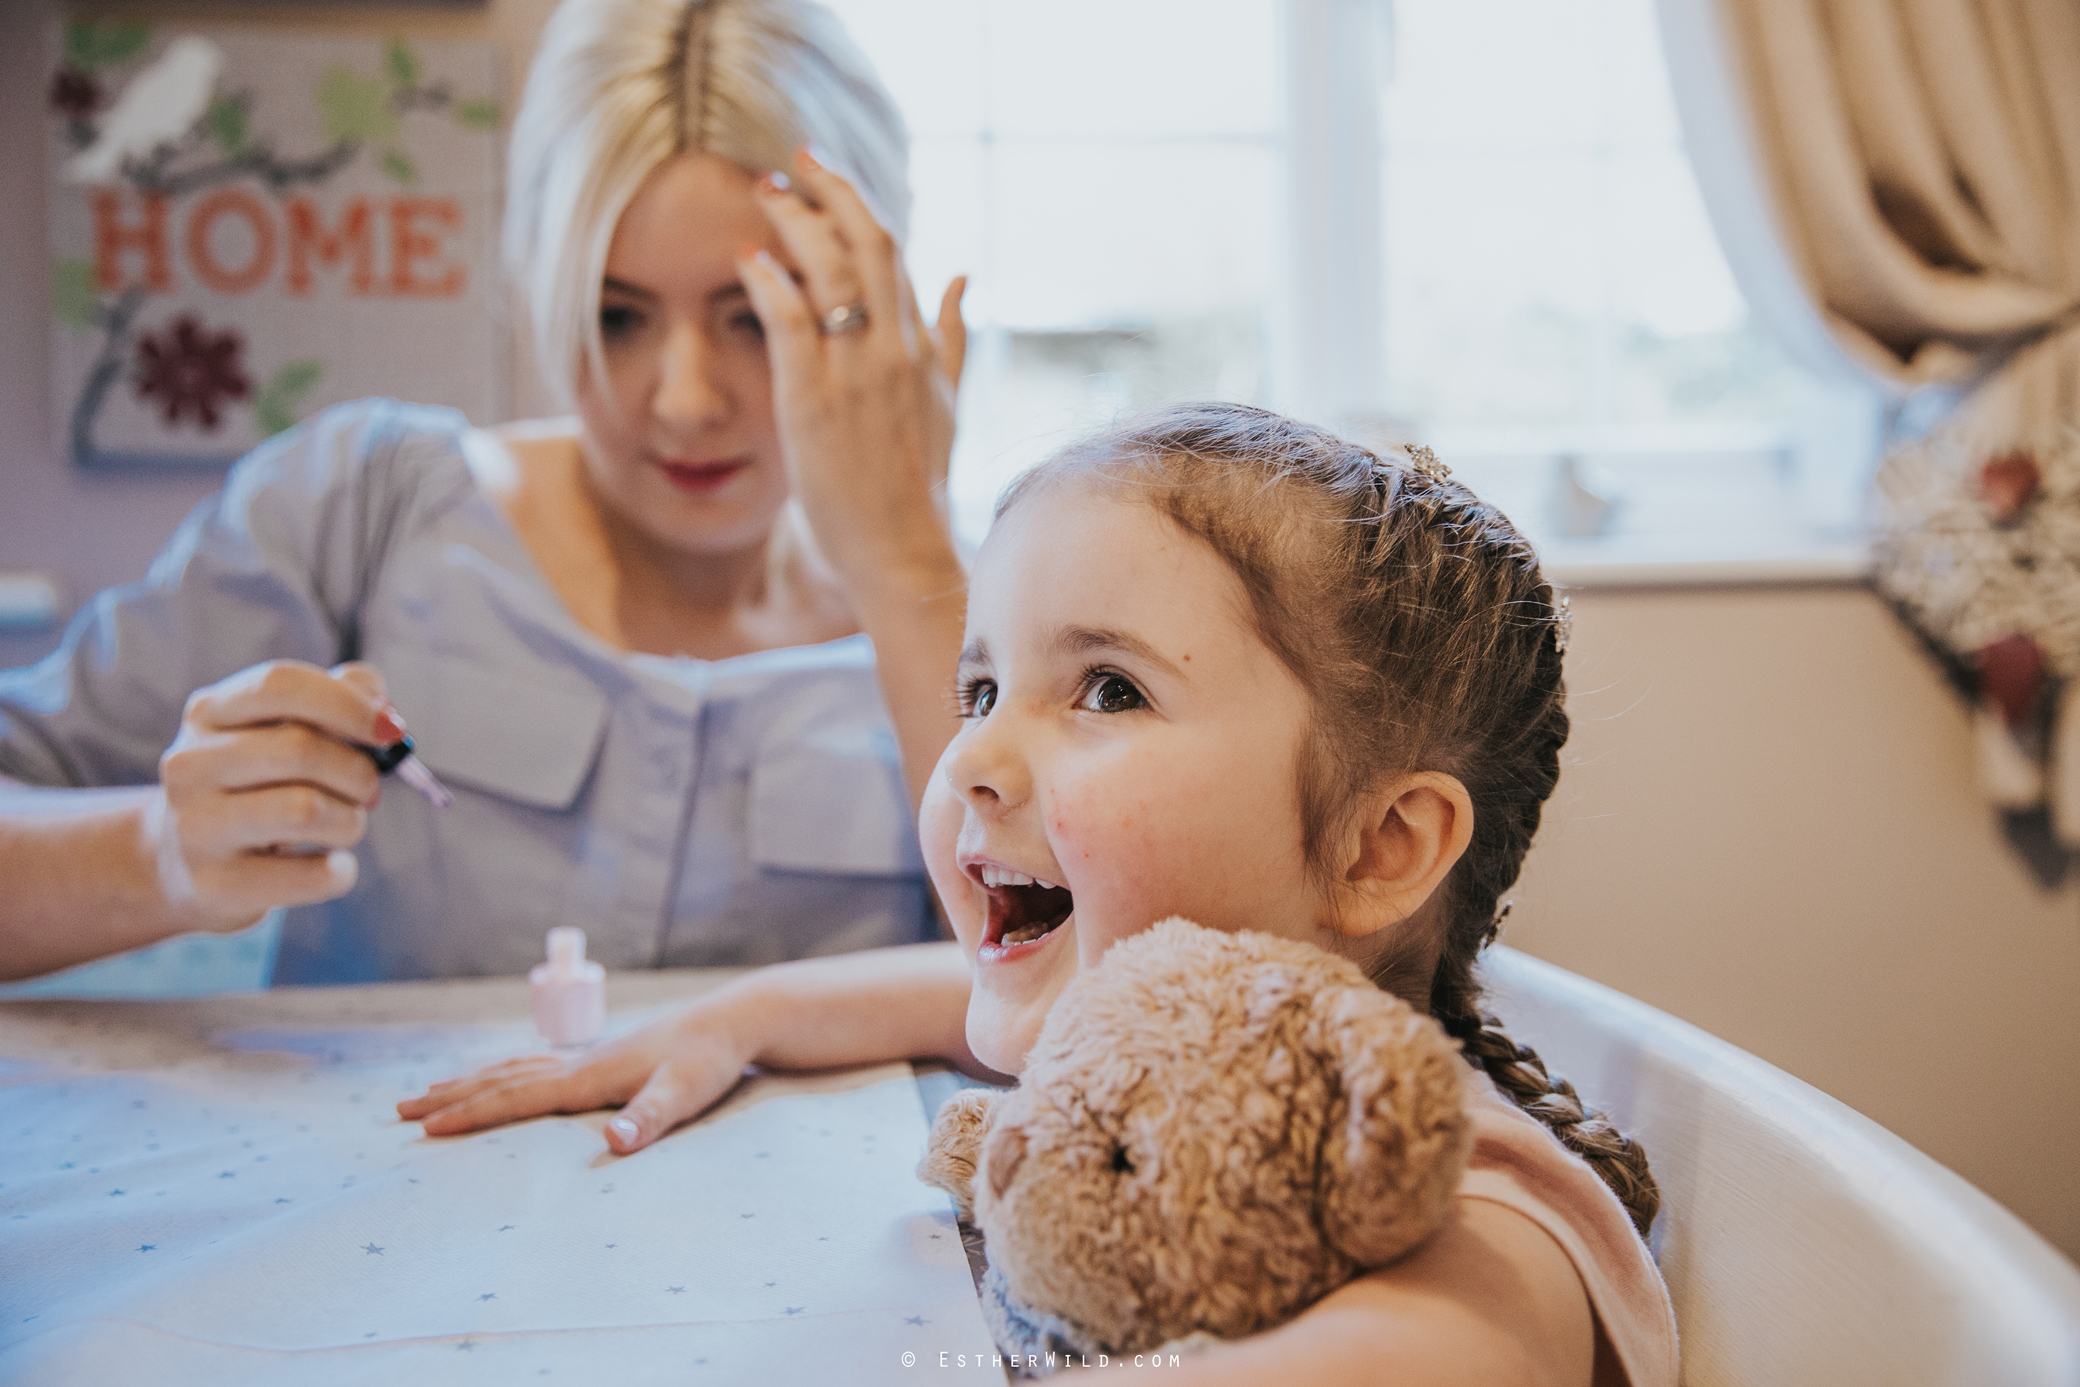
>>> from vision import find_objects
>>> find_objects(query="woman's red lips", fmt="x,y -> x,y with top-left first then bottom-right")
656,457 -> 748,492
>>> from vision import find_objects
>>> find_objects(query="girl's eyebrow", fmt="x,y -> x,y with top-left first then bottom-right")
1052,625 -> 1182,678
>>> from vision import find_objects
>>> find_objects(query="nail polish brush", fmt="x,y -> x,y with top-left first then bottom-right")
362,736 -> 455,809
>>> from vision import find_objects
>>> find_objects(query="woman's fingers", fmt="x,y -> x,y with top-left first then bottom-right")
209,787 -> 367,853
188,848 -> 356,916
787,148 -> 904,333
164,722 -> 381,807
752,172 -> 868,321
154,755 -> 355,842
735,153 -> 961,599
184,660 -> 402,746
736,248 -> 822,389
934,276 -> 969,390
329,661 -> 390,706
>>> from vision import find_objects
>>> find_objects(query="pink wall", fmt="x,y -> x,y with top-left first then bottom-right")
0,5 -> 224,669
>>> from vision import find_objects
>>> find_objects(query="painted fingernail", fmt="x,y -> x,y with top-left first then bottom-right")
608,1116 -> 639,1145
760,169 -> 791,195
797,145 -> 823,171
375,705 -> 407,742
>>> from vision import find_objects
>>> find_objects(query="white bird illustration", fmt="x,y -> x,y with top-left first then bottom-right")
64,35 -> 226,186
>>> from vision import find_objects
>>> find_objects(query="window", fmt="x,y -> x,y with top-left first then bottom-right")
826,0 -> 1878,552
826,0 -> 1280,539
1376,0 -> 1878,551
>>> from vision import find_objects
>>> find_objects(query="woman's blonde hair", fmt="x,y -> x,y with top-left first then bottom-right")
505,0 -> 910,406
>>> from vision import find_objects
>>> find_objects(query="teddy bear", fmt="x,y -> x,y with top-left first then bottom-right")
917,917 -> 1473,1368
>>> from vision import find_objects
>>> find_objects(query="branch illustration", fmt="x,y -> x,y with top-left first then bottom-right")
126,137 -> 360,197
69,287 -> 146,466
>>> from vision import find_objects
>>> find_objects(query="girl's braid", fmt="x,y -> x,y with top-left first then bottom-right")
1417,532 -> 1662,1242
1433,979 -> 1663,1239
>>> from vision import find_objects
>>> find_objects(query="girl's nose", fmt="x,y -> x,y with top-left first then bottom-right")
942,713 -> 1031,814
652,321 -> 729,430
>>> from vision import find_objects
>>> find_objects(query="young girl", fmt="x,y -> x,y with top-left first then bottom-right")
401,403 -> 1679,1385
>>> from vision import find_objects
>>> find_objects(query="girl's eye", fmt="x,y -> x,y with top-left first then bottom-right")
1079,673 -> 1144,714
599,304 -> 643,340
960,678 -> 997,718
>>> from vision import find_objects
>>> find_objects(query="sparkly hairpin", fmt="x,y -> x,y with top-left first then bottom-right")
1404,443 -> 1452,484
1552,593 -> 1573,654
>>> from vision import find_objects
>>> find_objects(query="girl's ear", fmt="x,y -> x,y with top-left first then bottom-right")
1328,772 -> 1474,938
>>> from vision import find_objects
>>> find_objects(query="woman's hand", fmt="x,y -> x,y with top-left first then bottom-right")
150,659 -> 397,932
735,148 -> 974,808
736,146 -> 967,596
396,992 -> 760,1155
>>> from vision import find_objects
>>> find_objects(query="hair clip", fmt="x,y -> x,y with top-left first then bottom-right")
1553,593 -> 1573,654
1402,443 -> 1451,485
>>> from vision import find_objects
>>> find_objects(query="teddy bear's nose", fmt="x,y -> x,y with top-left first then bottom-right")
985,1125 -> 1027,1198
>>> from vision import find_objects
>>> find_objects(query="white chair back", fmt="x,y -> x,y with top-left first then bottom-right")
1480,946 -> 2080,1387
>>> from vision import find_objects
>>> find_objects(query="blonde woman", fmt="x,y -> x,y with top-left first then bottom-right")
0,0 -> 969,983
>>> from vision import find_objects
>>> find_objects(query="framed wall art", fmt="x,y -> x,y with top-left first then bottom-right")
47,18 -> 503,471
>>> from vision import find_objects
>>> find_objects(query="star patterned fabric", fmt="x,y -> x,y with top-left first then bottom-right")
0,982 -> 989,1382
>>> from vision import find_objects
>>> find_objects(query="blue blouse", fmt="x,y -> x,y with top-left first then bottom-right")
0,400 -> 935,983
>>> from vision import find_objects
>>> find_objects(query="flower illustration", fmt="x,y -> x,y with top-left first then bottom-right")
133,315 -> 251,430
48,68 -> 101,120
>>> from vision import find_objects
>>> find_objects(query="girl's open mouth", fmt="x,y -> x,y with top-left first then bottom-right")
980,876 -> 1074,956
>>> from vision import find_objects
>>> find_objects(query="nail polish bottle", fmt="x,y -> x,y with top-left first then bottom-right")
531,927 -> 604,1047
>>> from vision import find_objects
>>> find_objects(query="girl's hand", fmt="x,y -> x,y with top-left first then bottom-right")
737,147 -> 967,597
150,659 -> 394,932
395,993 -> 758,1155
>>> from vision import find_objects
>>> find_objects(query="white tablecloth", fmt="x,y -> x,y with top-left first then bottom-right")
0,971 -> 998,1384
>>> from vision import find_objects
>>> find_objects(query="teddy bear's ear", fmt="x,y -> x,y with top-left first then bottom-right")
916,1086 -> 997,1216
1312,985 -> 1474,1268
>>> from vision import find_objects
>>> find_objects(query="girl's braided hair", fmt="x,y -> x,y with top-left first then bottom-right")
999,401 -> 1659,1240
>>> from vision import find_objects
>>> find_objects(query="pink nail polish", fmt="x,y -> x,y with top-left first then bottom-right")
531,927 -> 604,1046
608,1116 -> 638,1146
761,169 -> 791,194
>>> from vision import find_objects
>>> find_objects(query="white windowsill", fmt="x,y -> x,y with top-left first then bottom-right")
1,538 -> 1875,642
1540,535 -> 1871,590
0,573 -> 62,631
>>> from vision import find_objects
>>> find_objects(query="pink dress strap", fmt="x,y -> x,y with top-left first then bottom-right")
1456,1070 -> 1681,1387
